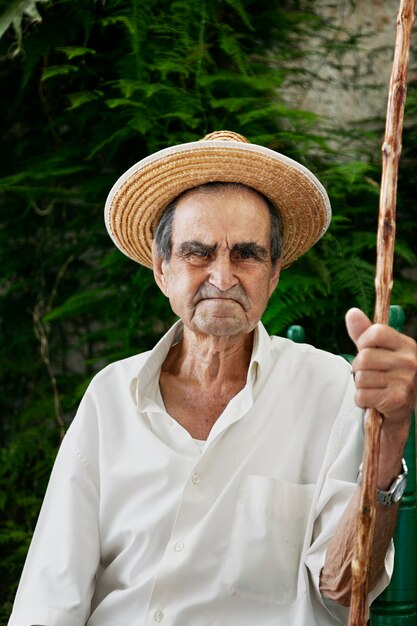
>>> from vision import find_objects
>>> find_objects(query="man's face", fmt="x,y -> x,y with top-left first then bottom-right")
153,186 -> 281,339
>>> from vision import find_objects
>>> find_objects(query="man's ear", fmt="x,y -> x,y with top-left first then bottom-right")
152,239 -> 168,295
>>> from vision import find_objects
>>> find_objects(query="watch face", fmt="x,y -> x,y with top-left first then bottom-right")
393,477 -> 407,502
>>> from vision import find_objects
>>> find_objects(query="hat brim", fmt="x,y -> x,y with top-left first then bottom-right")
104,140 -> 331,269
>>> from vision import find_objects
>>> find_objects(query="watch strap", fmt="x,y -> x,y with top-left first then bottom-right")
357,458 -> 408,506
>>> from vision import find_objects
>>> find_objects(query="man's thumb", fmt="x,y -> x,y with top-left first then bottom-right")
345,307 -> 372,349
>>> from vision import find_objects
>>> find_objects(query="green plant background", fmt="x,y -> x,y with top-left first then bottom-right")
0,0 -> 416,621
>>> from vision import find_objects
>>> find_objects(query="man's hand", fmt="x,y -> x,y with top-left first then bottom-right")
345,307 -> 417,443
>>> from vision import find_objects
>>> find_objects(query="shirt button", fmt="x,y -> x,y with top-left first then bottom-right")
174,541 -> 185,552
192,473 -> 200,484
154,610 -> 164,622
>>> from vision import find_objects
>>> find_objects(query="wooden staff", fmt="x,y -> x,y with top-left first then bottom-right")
348,1 -> 415,624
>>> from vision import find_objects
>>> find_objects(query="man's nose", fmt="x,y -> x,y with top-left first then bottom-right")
207,253 -> 239,292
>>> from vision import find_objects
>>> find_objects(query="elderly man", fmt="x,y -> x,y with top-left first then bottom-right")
9,131 -> 417,626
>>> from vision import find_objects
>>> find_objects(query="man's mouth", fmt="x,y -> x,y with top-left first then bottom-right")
194,284 -> 249,310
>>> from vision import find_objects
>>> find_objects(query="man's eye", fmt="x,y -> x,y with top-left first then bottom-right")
191,250 -> 212,259
232,249 -> 256,261
238,249 -> 253,259
184,249 -> 214,262
232,244 -> 267,262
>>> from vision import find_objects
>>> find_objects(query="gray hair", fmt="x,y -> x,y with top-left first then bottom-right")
154,182 -> 283,265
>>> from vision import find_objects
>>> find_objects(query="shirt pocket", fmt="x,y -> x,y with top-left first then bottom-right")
224,475 -> 315,606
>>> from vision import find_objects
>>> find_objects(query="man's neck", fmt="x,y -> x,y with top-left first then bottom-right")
162,326 -> 254,385
158,327 -> 255,439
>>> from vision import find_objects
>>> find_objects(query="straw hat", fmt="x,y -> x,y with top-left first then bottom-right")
104,130 -> 331,269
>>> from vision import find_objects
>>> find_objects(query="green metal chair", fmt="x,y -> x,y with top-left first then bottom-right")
287,305 -> 417,624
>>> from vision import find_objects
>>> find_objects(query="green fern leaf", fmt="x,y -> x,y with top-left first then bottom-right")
41,64 -> 78,81
56,46 -> 96,60
67,90 -> 104,110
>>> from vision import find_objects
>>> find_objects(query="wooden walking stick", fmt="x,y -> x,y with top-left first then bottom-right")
348,1 -> 415,625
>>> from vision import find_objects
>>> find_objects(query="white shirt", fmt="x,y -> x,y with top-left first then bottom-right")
9,321 -> 392,626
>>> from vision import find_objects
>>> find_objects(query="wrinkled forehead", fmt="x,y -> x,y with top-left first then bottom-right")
171,185 -> 272,243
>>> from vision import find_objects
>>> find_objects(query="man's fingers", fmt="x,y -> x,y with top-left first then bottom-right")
353,346 -> 414,374
346,308 -> 411,352
345,307 -> 372,349
353,369 -> 386,389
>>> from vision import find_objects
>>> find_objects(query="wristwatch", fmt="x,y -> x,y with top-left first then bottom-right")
356,458 -> 408,506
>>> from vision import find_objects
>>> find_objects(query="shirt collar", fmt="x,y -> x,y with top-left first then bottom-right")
249,321 -> 273,385
130,320 -> 273,409
130,319 -> 183,409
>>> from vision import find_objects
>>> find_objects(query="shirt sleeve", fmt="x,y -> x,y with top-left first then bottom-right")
303,376 -> 394,624
8,392 -> 101,626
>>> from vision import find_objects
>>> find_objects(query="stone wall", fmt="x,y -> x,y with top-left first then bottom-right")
283,0 -> 417,152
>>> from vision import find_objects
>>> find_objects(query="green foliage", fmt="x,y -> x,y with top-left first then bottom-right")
0,0 -> 416,620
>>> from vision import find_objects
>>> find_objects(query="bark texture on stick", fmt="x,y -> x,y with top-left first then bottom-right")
348,1 -> 415,625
